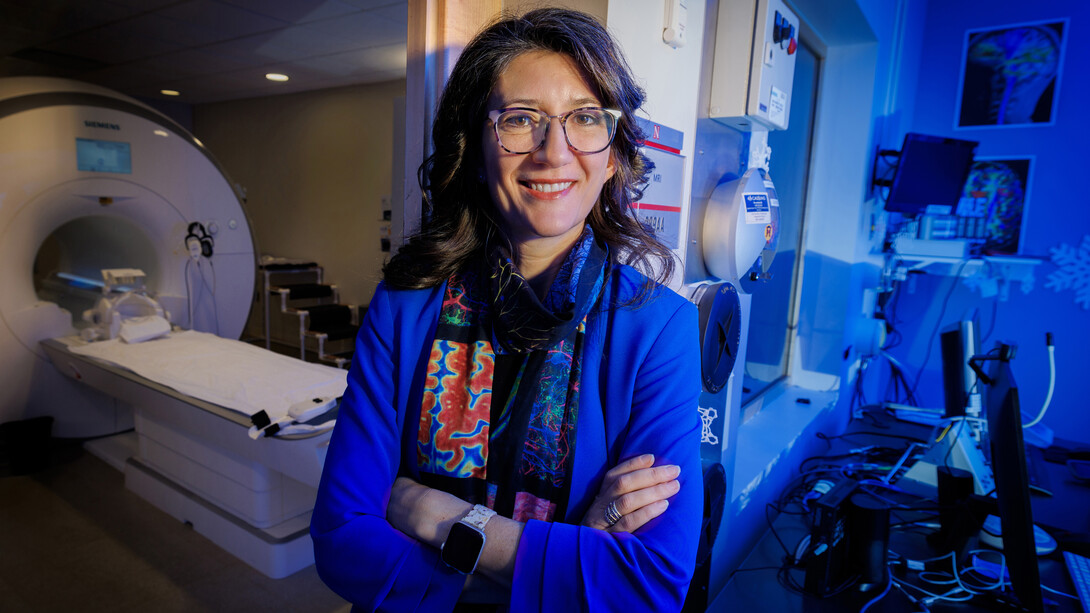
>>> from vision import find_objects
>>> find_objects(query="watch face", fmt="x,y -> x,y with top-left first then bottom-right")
441,522 -> 485,574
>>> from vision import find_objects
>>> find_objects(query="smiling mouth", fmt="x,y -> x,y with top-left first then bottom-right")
524,181 -> 574,193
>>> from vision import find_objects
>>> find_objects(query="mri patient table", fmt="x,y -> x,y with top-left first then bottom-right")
41,333 -> 345,578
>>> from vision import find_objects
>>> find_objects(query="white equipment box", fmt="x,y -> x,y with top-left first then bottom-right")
708,0 -> 799,131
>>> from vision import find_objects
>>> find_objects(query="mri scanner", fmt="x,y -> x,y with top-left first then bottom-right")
1,76 -> 254,436
1,77 -> 342,578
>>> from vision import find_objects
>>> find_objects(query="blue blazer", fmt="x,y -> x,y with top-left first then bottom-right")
311,264 -> 703,612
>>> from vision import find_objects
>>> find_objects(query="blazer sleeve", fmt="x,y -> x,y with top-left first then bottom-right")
310,283 -> 464,612
509,296 -> 704,612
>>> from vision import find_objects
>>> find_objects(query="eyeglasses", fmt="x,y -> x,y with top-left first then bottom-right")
487,107 -> 622,154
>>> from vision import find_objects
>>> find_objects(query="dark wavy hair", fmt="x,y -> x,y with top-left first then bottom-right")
383,7 -> 674,295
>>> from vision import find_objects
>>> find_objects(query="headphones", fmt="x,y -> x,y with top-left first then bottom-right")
185,222 -> 214,258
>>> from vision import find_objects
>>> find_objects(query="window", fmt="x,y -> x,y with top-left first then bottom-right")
739,38 -> 821,409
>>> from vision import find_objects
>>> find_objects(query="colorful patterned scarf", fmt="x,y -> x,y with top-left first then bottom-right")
415,228 -> 607,522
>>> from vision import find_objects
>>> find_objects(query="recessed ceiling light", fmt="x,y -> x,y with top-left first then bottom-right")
265,73 -> 289,82
160,89 -> 180,96
153,130 -> 169,137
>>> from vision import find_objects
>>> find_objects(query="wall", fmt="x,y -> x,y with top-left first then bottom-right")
886,0 -> 1089,444
193,80 -> 406,309
606,0 -> 706,290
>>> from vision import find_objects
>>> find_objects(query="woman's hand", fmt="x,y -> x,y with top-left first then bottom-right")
582,454 -> 681,533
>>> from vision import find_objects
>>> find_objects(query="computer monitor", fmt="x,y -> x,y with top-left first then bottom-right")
941,318 -> 981,418
984,345 -> 1044,612
884,133 -> 978,215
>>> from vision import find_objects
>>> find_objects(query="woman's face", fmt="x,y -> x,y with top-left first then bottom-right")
481,50 -> 616,255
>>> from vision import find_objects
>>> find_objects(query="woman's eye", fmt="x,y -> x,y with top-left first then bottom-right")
571,112 -> 601,126
502,113 -> 534,129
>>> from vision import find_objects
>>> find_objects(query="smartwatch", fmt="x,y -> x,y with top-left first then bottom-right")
440,504 -> 497,575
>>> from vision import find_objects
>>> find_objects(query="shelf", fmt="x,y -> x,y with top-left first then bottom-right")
883,243 -> 1044,300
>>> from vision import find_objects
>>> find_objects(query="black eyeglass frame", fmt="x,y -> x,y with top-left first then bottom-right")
486,107 -> 623,155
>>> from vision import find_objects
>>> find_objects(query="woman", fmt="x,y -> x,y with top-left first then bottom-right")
311,8 -> 703,612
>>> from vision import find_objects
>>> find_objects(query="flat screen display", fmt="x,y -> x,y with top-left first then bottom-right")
885,133 -> 977,215
76,138 -> 132,174
984,354 -> 1044,612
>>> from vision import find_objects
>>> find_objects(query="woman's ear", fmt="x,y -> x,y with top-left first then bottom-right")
606,151 -> 617,180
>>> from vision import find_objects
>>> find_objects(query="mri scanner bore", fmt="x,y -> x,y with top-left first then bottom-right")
0,76 -> 256,437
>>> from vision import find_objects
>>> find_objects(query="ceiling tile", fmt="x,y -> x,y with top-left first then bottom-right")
220,24 -> 360,62
133,48 -> 262,79
156,0 -> 286,43
0,1 -> 134,48
103,0 -> 184,12
215,0 -> 360,25
39,16 -> 186,65
337,0 -> 405,11
138,17 -> 228,49
187,37 -> 261,64
301,11 -> 405,49
0,24 -> 45,57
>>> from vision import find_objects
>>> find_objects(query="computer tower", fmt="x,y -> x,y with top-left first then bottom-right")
804,479 -> 858,595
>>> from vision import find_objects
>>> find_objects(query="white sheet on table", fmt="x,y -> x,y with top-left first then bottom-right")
69,330 -> 348,422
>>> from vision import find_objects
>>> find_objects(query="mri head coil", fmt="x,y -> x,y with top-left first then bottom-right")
80,268 -> 172,343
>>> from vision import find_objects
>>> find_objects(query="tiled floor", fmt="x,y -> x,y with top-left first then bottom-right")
0,439 -> 350,612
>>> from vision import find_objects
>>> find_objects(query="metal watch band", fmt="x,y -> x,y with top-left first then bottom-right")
461,504 -> 497,531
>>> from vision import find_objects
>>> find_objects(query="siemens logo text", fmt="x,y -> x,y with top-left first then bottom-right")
84,121 -> 120,130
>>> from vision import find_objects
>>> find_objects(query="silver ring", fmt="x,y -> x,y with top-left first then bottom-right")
604,500 -> 622,527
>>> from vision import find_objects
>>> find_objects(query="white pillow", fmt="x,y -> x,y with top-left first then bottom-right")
119,315 -> 172,343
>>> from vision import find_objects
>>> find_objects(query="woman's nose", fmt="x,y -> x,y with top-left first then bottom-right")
532,118 -> 575,166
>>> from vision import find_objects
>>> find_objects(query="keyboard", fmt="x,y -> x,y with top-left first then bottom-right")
1065,550 -> 1090,613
